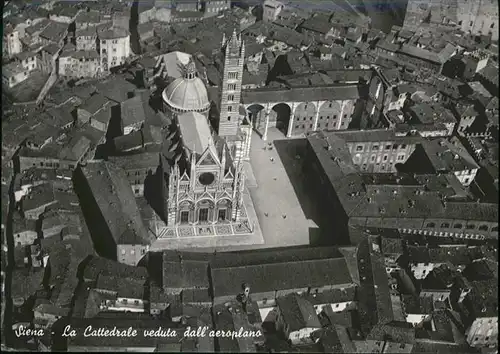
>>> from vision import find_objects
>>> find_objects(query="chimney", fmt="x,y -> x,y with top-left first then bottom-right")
241,283 -> 250,312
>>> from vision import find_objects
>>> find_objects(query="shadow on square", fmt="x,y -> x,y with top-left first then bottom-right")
273,139 -> 340,247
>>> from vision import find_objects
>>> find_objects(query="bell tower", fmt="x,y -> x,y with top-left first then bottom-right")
219,30 -> 245,137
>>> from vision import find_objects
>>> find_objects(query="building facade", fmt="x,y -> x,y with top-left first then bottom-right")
98,27 -> 130,73
263,0 -> 284,23
156,52 -> 255,245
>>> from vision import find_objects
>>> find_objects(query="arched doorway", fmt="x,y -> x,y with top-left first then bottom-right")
271,103 -> 291,136
216,199 -> 232,223
196,199 -> 215,224
246,104 -> 266,133
292,102 -> 317,136
178,200 -> 195,225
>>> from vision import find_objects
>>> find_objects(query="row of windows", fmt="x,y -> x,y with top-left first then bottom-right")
425,222 -> 498,231
294,121 -> 347,130
356,143 -> 406,152
296,114 -> 350,121
227,72 -> 239,79
121,248 -> 146,255
121,299 -> 141,305
38,161 -> 61,168
458,20 -> 495,29
361,162 -> 394,171
368,154 -> 405,162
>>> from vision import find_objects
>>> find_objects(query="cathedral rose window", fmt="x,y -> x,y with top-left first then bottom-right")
199,172 -> 215,185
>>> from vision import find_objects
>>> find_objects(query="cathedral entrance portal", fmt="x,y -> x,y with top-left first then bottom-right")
199,208 -> 209,222
218,209 -> 227,221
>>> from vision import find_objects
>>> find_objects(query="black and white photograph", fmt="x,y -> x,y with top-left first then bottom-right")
1,0 -> 498,352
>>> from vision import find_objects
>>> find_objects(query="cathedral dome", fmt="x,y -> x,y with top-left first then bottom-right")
162,59 -> 210,113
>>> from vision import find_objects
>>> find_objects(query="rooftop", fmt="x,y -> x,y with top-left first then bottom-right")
39,20 -> 68,43
276,293 -> 321,331
98,26 -> 129,40
78,161 -> 155,245
121,94 -> 154,127
242,85 -> 361,104
421,137 -> 480,173
211,256 -> 353,297
177,111 -> 216,156
108,152 -> 159,172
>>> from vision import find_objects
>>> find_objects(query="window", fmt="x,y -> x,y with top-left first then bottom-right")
218,209 -> 226,221
228,72 -> 239,79
383,155 -> 388,161
466,224 -> 475,230
310,124 -> 313,128
492,226 -> 498,232
356,145 -> 363,152
371,155 -> 376,162
454,223 -> 463,229
227,94 -> 234,101
426,222 -> 435,228
372,145 -> 379,151
470,21 -> 473,26
227,116 -> 231,121
397,155 -> 405,161
393,144 -> 398,150
458,21 -> 462,25
227,84 -> 236,90
333,115 -> 337,119
121,249 -> 126,255
123,299 -> 128,304
491,23 -> 495,29
401,144 -> 407,149
441,222 -> 450,228
227,106 -> 232,112
385,144 -> 391,150
478,225 -> 488,231
141,249 -> 146,255
464,178 -> 470,184
134,300 -> 139,305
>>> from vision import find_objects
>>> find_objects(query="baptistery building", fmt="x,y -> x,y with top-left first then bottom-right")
154,32 -> 261,248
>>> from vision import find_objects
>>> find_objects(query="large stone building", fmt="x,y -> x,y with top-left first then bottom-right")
403,0 -> 498,41
154,32 -> 261,248
241,69 -> 389,141
304,130 -> 499,244
74,161 -> 155,266
98,27 -> 130,73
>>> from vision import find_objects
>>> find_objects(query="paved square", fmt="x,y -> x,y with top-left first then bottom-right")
247,129 -> 318,247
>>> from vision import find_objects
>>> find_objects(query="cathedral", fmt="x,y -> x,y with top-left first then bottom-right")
155,31 -> 259,245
